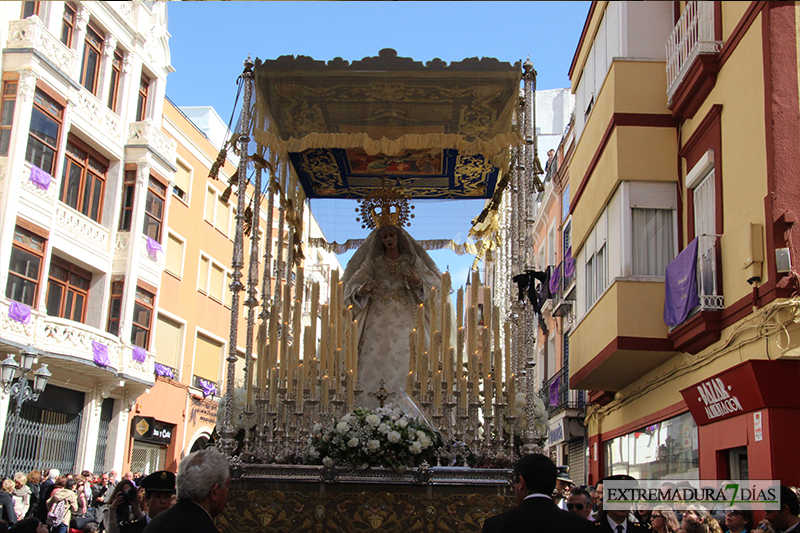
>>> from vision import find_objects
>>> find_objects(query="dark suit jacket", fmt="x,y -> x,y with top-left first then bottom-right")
34,482 -> 55,523
593,515 -> 651,533
0,492 -> 17,524
142,499 -> 217,533
483,496 -> 596,533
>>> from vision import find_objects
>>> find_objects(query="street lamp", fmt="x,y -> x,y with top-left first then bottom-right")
1,350 -> 51,476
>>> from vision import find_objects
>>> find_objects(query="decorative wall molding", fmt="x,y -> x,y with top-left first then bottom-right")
7,18 -> 79,80
55,204 -> 109,248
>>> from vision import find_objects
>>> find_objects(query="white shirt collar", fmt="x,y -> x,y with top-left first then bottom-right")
524,493 -> 555,501
608,515 -> 627,533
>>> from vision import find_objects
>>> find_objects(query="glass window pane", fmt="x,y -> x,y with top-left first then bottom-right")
47,281 -> 64,316
70,291 -> 84,321
29,107 -> 58,146
0,130 -> 11,156
133,302 -> 151,326
26,136 -> 55,175
61,163 -> 81,209
2,100 -> 16,125
6,275 -> 36,306
9,246 -> 40,279
90,175 -> 103,221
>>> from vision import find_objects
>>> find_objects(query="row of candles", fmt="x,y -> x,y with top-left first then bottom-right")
243,266 -> 518,418
406,271 -> 516,414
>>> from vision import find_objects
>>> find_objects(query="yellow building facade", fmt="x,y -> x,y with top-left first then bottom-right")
566,1 -> 800,484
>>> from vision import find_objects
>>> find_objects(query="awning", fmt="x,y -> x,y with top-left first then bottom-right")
252,48 -> 522,200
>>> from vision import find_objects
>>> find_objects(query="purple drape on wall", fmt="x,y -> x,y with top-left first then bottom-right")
92,341 -> 110,367
29,165 -> 52,190
664,237 -> 699,327
8,301 -> 31,324
549,375 -> 560,407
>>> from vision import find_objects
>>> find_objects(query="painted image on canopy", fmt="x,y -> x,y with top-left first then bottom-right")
347,148 -> 443,175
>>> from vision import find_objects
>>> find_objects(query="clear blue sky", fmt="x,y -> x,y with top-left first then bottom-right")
164,1 -> 590,290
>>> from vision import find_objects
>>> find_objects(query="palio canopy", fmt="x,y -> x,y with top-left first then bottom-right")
252,49 -> 522,199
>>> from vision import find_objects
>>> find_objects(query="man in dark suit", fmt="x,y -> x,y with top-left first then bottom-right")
592,475 -> 650,533
143,449 -> 230,533
34,469 -> 58,523
483,454 -> 596,533
120,471 -> 176,533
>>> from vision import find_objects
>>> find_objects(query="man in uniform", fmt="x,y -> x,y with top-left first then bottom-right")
120,471 -> 176,533
483,454 -> 594,533
592,475 -> 650,533
143,448 -> 230,533
555,466 -> 575,510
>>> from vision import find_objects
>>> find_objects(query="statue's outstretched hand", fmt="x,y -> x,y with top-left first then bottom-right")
403,268 -> 421,286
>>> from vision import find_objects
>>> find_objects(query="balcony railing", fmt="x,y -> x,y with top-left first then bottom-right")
697,234 -> 723,310
551,252 -> 575,317
6,16 -> 79,81
666,1 -> 723,104
128,119 -> 177,167
540,366 -> 585,417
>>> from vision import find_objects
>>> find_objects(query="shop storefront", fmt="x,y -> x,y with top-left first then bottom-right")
130,416 -> 175,474
604,411 -> 699,480
679,360 -> 800,483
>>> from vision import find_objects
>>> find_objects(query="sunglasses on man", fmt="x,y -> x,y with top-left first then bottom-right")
567,503 -> 586,511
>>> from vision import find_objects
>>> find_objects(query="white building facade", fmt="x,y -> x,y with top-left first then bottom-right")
0,0 -> 174,476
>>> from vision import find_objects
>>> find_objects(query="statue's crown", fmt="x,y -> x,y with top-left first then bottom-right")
355,183 -> 414,230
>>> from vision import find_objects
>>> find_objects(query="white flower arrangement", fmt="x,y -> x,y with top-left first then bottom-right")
503,391 -> 549,447
305,406 -> 440,470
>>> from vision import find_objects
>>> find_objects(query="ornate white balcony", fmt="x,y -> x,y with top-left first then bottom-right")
666,1 -> 723,105
70,85 -> 122,142
0,298 -> 155,386
54,203 -> 109,250
6,16 -> 79,81
128,119 -> 177,167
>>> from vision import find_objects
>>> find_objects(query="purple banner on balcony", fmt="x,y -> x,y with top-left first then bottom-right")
145,237 -> 162,259
198,378 -> 218,398
154,363 -> 175,379
564,247 -> 575,278
92,340 -> 110,367
29,165 -> 51,190
8,301 -> 31,324
549,264 -> 561,294
132,346 -> 147,363
549,375 -> 560,407
664,237 -> 699,327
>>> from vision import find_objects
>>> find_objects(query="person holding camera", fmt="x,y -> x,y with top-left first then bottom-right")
119,472 -> 175,533
101,482 -> 142,533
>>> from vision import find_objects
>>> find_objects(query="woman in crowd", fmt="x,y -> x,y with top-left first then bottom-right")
11,474 -> 30,521
651,505 -> 681,533
23,473 -> 39,519
45,477 -> 77,533
101,480 -> 144,533
683,505 -> 724,533
723,508 -> 753,533
0,480 -> 17,525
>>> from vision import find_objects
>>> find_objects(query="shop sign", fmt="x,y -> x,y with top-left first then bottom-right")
189,396 -> 219,427
548,419 -> 566,446
132,416 -> 174,445
680,360 -> 800,426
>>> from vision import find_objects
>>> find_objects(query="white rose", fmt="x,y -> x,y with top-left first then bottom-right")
347,437 -> 359,448
378,423 -> 390,434
312,423 -> 322,433
341,413 -> 353,424
322,456 -> 334,467
416,430 -> 426,440
387,431 -> 401,443
336,421 -> 350,434
409,441 -> 422,454
398,417 -> 408,428
368,439 -> 380,451
366,414 -> 381,428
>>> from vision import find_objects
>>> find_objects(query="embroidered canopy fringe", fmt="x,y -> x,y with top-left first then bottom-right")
252,130 -> 521,176
308,237 -> 483,257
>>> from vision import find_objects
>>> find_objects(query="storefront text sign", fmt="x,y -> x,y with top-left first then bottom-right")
132,416 -> 174,445
680,360 -> 800,426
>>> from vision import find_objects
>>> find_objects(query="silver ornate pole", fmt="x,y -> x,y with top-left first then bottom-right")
520,58 -> 544,455
219,57 -> 254,456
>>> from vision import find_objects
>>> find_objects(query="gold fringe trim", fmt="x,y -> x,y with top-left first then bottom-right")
308,237 -> 482,256
253,130 -> 521,174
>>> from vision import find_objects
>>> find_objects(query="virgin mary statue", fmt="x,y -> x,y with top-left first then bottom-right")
342,224 -> 441,407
